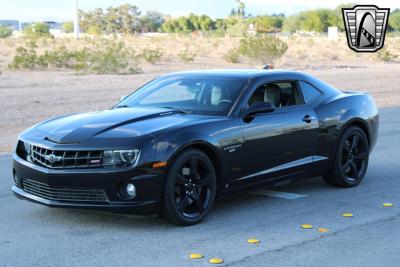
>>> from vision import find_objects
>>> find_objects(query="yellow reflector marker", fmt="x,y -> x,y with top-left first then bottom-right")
189,253 -> 204,259
301,224 -> 313,229
383,203 -> 393,207
209,258 -> 224,264
342,213 -> 354,217
152,161 -> 167,168
318,227 -> 330,233
247,238 -> 261,244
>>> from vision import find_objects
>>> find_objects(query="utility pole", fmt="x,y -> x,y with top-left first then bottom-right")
74,0 -> 80,39
18,18 -> 22,36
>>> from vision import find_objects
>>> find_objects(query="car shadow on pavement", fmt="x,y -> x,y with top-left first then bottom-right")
33,176 -> 340,229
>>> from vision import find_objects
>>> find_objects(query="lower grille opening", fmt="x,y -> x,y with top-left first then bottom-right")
22,179 -> 108,203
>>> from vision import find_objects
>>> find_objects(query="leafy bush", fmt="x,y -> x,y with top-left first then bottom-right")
0,25 -> 12,38
89,41 -> 140,74
62,22 -> 74,33
238,36 -> 288,64
225,22 -> 247,37
178,49 -> 196,63
223,48 -> 240,63
23,22 -> 52,38
376,49 -> 395,62
9,41 -> 39,69
141,48 -> 164,64
9,40 -> 141,74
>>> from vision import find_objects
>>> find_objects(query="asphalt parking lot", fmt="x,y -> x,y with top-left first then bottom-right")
1,107 -> 399,267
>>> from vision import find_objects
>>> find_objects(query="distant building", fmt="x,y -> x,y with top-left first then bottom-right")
0,20 -> 19,30
45,21 -> 62,30
45,21 -> 62,36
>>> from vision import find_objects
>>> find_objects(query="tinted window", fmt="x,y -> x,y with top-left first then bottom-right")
299,81 -> 322,103
119,76 -> 246,116
248,81 -> 304,108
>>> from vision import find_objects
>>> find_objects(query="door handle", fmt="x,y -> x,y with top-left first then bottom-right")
302,115 -> 315,123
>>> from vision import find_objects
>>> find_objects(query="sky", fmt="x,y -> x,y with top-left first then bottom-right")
1,0 -> 399,22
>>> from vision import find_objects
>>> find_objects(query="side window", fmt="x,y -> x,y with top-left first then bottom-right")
248,81 -> 304,108
299,81 -> 322,103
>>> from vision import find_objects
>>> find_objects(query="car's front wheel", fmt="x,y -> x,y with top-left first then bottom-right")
324,126 -> 370,187
162,149 -> 217,225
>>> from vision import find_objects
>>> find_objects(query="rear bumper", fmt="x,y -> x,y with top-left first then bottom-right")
12,153 -> 164,215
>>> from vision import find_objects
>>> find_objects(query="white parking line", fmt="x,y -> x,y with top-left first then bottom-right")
252,190 -> 308,200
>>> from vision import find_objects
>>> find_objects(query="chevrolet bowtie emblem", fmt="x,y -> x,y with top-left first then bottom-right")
342,5 -> 390,52
45,154 -> 63,163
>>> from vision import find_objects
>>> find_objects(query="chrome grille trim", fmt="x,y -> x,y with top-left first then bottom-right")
27,144 -> 104,169
22,179 -> 108,202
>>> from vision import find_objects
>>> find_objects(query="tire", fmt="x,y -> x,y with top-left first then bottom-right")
162,149 -> 217,226
323,126 -> 370,187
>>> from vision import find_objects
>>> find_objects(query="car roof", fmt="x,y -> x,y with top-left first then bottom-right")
163,69 -> 308,80
160,69 -> 341,96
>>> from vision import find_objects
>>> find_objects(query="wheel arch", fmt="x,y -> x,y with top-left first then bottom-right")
340,118 -> 370,147
167,141 -> 224,193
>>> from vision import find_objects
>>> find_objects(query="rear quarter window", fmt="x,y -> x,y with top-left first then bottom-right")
299,81 -> 322,103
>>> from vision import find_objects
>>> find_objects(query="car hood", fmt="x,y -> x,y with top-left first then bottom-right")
34,107 -> 209,144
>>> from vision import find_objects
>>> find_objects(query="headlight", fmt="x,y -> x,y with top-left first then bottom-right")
23,142 -> 32,155
103,150 -> 140,167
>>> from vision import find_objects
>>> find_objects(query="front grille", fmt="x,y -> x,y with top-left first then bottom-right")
27,144 -> 104,169
22,179 -> 108,202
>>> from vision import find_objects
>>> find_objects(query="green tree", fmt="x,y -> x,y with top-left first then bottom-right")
389,9 -> 400,31
23,22 -> 52,38
0,25 -> 12,38
79,8 -> 106,34
178,17 -> 193,32
62,21 -> 74,33
248,14 -> 285,33
282,15 -> 301,33
140,11 -> 164,32
333,3 -> 356,31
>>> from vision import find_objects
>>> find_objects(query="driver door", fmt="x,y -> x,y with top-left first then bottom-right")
234,80 -> 320,185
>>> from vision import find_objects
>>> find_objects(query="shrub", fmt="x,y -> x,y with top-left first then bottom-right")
9,40 -> 141,74
0,25 -> 12,38
38,46 -> 76,68
223,48 -> 240,63
88,41 -> 141,74
62,22 -> 74,33
178,49 -> 196,63
141,48 -> 164,64
238,36 -> 288,64
9,41 -> 39,69
23,22 -> 52,38
376,49 -> 395,62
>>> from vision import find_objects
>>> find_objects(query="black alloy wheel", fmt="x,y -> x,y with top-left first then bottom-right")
163,149 -> 217,225
324,126 -> 369,187
341,132 -> 369,182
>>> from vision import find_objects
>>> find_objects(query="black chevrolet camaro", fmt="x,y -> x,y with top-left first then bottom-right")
12,69 -> 379,225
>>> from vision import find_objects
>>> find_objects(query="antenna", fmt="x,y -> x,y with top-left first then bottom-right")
74,0 -> 80,39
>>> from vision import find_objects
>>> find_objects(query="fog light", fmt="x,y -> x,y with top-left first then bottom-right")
126,183 -> 136,198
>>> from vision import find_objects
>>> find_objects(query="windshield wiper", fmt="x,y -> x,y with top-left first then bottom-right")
160,106 -> 192,115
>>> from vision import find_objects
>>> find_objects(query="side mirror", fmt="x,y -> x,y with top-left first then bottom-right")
120,95 -> 128,102
245,102 -> 275,117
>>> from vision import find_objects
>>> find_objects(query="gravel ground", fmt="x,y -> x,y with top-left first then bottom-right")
0,63 -> 399,152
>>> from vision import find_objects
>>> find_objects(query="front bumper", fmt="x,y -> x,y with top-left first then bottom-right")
12,153 -> 164,214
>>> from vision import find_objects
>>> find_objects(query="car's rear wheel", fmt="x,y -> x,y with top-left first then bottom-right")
162,149 -> 217,225
324,126 -> 369,187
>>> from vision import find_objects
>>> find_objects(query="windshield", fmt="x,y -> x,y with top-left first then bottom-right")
117,76 -> 246,116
